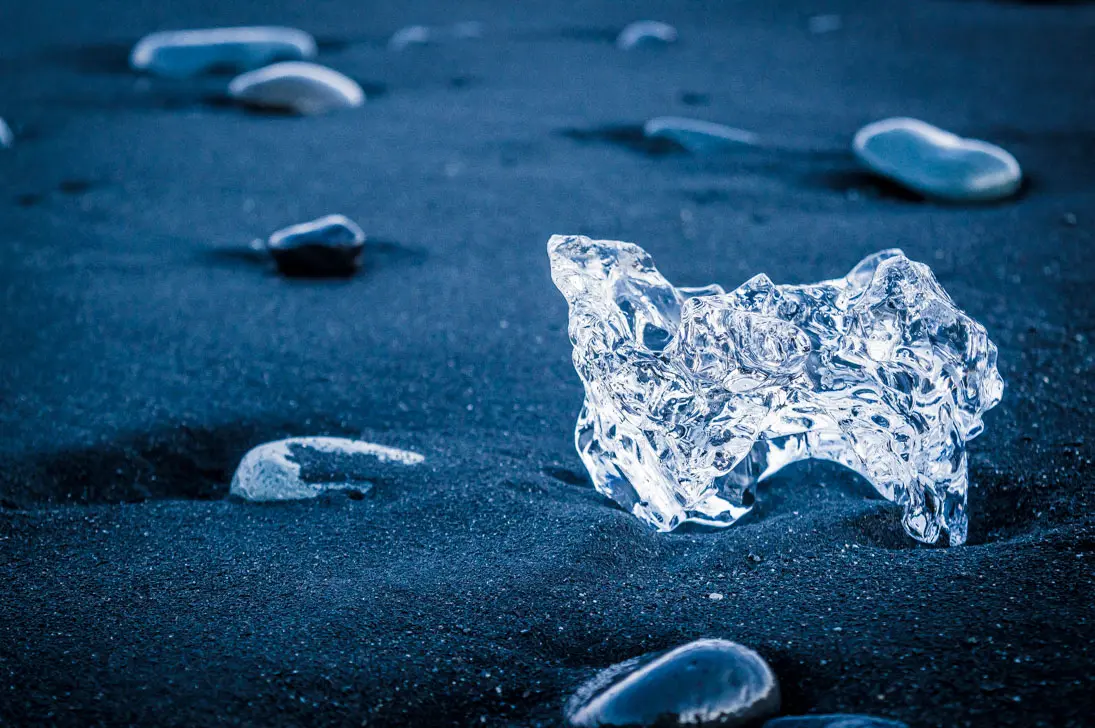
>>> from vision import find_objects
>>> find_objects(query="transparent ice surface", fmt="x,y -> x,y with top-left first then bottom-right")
548,235 -> 1003,545
643,117 -> 759,154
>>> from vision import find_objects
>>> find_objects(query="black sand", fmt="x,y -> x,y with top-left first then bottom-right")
1,1 -> 1094,726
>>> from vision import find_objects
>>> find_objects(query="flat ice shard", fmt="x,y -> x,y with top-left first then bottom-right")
267,214 -> 365,277
228,62 -> 364,115
388,21 -> 484,50
565,639 -> 779,727
765,716 -> 908,728
616,21 -> 678,50
853,118 -> 1021,202
643,117 -> 759,154
130,27 -> 317,78
0,117 -> 12,148
548,235 -> 1003,545
231,437 -> 424,501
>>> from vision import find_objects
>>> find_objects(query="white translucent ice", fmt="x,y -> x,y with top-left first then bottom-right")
231,437 -> 424,501
228,62 -> 364,115
566,639 -> 779,727
853,118 -> 1022,202
130,27 -> 317,78
643,117 -> 759,153
388,21 -> 484,50
548,235 -> 1003,545
616,21 -> 678,50
0,118 -> 12,148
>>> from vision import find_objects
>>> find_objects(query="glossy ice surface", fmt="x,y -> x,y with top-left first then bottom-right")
548,235 -> 1003,545
129,26 -> 316,78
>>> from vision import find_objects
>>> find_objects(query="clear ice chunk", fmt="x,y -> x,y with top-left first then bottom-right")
548,235 -> 1003,545
228,62 -> 364,115
231,437 -> 424,501
853,118 -> 1022,202
129,27 -> 317,78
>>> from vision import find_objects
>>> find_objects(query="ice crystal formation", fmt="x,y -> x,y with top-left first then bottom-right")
548,235 -> 1003,545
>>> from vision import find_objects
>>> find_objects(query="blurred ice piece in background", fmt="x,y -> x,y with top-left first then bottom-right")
129,27 -> 317,78
853,117 -> 1022,202
230,437 -> 424,502
807,14 -> 843,35
266,213 -> 366,277
388,21 -> 485,50
643,117 -> 759,154
616,20 -> 678,50
0,118 -> 12,148
228,62 -> 364,115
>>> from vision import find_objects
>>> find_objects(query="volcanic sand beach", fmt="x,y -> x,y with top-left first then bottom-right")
1,0 -> 1094,725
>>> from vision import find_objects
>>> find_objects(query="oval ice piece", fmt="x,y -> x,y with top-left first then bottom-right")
616,20 -> 678,49
230,437 -> 424,501
129,26 -> 316,78
644,117 -> 759,154
267,213 -> 366,277
388,25 -> 433,50
228,62 -> 364,115
566,638 -> 779,727
853,117 -> 1021,202
0,118 -> 12,148
764,716 -> 908,728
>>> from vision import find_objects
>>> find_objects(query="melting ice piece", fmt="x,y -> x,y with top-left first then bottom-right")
765,716 -> 908,728
0,118 -> 12,148
130,27 -> 317,78
228,62 -> 364,115
566,639 -> 779,727
853,117 -> 1021,202
548,235 -> 1003,545
644,117 -> 759,154
267,213 -> 366,277
388,21 -> 484,50
616,21 -> 678,49
231,437 -> 424,501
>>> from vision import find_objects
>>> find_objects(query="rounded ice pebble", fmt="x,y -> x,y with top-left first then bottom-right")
853,117 -> 1021,202
644,116 -> 759,154
566,638 -> 779,727
228,62 -> 364,115
0,118 -> 12,148
230,437 -> 425,502
616,20 -> 678,49
129,27 -> 316,78
764,716 -> 908,728
267,214 -> 366,277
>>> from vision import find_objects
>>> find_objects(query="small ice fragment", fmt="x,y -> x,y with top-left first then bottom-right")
764,716 -> 909,728
808,14 -> 843,34
129,26 -> 316,78
565,639 -> 779,727
616,21 -> 678,50
853,117 -> 1022,202
643,117 -> 759,153
230,437 -> 424,501
228,62 -> 364,115
0,118 -> 12,148
388,25 -> 433,50
266,214 -> 366,277
548,235 -> 1003,545
389,21 -> 485,49
708,592 -> 724,601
